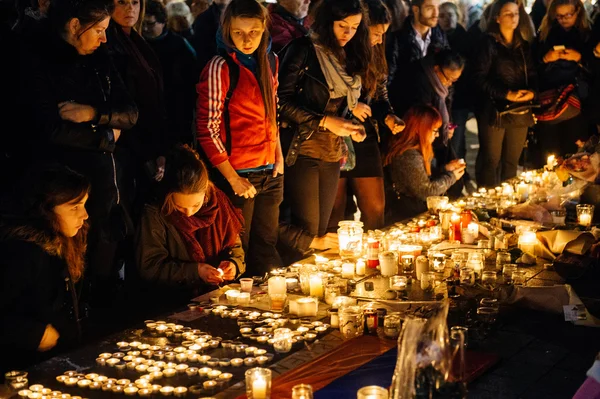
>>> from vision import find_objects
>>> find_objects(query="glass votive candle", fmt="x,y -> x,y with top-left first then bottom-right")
273,328 -> 293,353
429,253 -> 446,273
245,368 -> 271,399
357,385 -> 389,399
400,255 -> 414,274
480,298 -> 499,309
502,264 -> 518,284
577,204 -> 594,227
450,325 -> 469,348
512,270 -> 527,286
481,271 -> 497,289
477,307 -> 499,324
383,313 -> 401,339
420,271 -> 435,292
292,384 -> 314,399
496,251 -> 512,272
379,251 -> 398,277
459,267 -> 475,286
269,293 -> 287,312
226,289 -> 240,305
240,278 -> 254,293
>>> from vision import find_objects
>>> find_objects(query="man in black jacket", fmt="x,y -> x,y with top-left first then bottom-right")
387,0 -> 449,87
190,0 -> 230,72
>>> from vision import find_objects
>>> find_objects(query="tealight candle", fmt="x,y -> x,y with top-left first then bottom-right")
175,353 -> 187,362
207,370 -> 222,379
219,373 -> 233,382
159,386 -> 174,396
18,390 -> 31,398
98,352 -> 113,359
173,387 -> 187,398
94,376 -> 108,383
28,393 -> 42,399
150,371 -> 163,380
203,380 -> 217,391
163,369 -> 176,378
64,378 -> 78,387
244,357 -> 256,366
151,384 -> 162,393
76,380 -> 91,389
55,376 -> 66,384
199,355 -> 211,364
175,364 -> 188,374
106,358 -> 120,367
117,379 -> 131,386
124,386 -> 138,396
135,364 -> 149,373
129,341 -> 141,348
198,367 -> 212,377
138,389 -> 152,397
112,385 -> 124,394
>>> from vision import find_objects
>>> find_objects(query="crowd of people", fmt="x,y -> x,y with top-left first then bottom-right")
3,0 -> 600,374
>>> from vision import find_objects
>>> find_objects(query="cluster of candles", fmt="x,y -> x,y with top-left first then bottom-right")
239,320 -> 329,353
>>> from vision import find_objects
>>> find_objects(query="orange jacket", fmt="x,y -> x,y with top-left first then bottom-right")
196,53 -> 279,170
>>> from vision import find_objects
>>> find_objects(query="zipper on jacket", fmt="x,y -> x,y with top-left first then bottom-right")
110,153 -> 120,205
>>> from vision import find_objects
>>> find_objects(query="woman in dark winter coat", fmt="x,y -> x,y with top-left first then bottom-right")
534,0 -> 591,161
136,145 -> 244,306
384,105 -> 465,222
107,0 -> 168,190
473,0 -> 537,187
19,0 -> 138,304
277,0 -> 370,254
0,165 -> 90,374
328,0 -> 405,231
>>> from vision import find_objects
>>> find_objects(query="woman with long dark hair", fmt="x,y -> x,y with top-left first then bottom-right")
473,0 -> 537,187
136,145 -> 244,306
19,0 -> 138,306
278,0 -> 371,252
534,0 -> 591,161
328,0 -> 404,231
384,105 -> 465,222
0,165 -> 90,373
197,0 -> 283,276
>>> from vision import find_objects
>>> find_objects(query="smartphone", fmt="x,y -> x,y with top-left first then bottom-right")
553,45 -> 566,51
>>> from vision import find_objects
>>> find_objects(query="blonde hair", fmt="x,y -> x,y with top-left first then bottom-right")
538,0 -> 590,42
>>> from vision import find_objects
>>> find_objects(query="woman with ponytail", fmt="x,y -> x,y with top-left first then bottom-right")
196,0 -> 283,277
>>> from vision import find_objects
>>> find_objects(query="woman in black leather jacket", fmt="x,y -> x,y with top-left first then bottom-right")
328,0 -> 405,232
20,0 -> 138,304
278,0 -> 371,249
473,0 -> 537,187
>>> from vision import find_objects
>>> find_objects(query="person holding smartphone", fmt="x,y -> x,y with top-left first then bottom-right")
534,0 -> 591,162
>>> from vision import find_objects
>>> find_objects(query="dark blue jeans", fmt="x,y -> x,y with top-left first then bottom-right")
216,171 -> 283,276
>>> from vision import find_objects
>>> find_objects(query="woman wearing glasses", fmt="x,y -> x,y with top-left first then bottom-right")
383,105 -> 465,223
534,0 -> 591,161
389,49 -> 466,197
473,0 -> 537,187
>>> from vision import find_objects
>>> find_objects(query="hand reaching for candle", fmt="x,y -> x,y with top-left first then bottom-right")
218,261 -> 236,281
38,324 -> 59,352
198,264 -> 223,285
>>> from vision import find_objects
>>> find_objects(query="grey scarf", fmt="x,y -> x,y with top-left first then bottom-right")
311,35 -> 362,111
422,59 -> 450,144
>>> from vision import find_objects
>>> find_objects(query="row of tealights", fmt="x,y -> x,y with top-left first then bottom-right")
52,369 -> 231,396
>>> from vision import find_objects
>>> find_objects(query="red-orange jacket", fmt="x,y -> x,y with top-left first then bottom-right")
196,53 -> 279,170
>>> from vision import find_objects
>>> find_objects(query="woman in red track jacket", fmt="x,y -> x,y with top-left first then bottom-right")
196,0 -> 284,276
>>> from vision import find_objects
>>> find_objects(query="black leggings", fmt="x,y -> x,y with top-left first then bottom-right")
285,155 -> 341,237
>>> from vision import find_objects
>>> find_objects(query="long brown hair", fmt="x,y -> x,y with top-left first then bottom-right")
221,0 -> 277,129
160,145 -> 212,216
539,0 -> 590,42
363,0 -> 391,97
384,105 -> 442,175
486,0 -> 526,47
15,165 -> 91,282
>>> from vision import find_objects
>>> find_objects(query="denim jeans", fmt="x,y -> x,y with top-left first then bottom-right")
216,171 -> 283,276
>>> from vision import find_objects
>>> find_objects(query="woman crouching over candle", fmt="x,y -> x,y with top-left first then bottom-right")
0,165 -> 90,373
136,145 -> 245,306
384,105 -> 465,223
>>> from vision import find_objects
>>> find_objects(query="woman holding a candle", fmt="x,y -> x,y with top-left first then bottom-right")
136,145 -> 245,306
0,165 -> 90,373
278,0 -> 370,253
384,105 -> 465,223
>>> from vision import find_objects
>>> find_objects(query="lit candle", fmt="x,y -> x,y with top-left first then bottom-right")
415,255 -> 428,280
285,277 -> 298,290
518,231 -> 537,255
267,276 -> 287,296
547,155 -> 556,170
355,259 -> 366,276
516,182 -> 530,202
580,213 -> 592,226
309,274 -> 324,298
296,297 -> 318,317
252,376 -> 267,399
341,262 -> 355,279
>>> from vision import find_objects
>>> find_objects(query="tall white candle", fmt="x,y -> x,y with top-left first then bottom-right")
252,376 -> 267,399
355,259 -> 366,276
309,274 -> 324,298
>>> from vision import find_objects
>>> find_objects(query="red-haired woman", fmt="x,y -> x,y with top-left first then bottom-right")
384,105 -> 465,223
